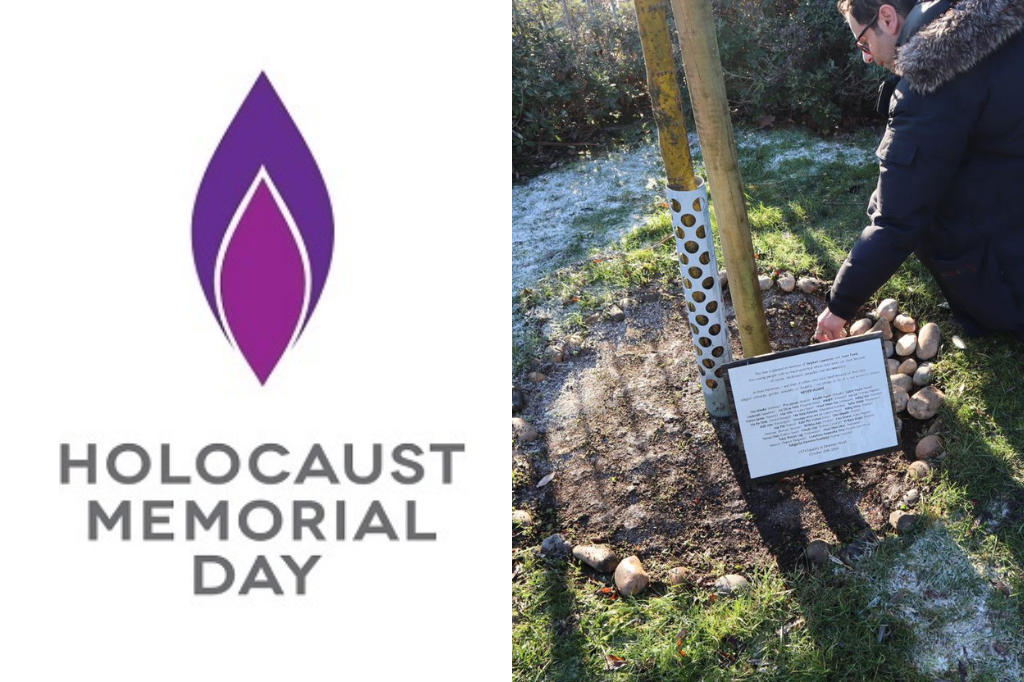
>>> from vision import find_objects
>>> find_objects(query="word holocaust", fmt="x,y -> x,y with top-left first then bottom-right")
60,442 -> 465,596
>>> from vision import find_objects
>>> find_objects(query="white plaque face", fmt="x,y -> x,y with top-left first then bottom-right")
725,333 -> 899,480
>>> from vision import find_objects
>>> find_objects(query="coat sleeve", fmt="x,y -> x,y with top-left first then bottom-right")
826,79 -> 977,320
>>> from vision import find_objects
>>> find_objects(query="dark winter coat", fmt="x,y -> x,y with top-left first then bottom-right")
828,0 -> 1024,338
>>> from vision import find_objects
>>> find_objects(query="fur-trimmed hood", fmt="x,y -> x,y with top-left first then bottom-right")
896,0 -> 1024,94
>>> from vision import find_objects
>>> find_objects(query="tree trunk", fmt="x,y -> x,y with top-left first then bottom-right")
670,0 -> 772,357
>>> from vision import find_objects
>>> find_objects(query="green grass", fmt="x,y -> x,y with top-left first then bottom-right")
512,549 -> 931,680
512,124 -> 1024,679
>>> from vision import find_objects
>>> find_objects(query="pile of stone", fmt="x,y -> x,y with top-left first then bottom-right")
848,298 -> 945,421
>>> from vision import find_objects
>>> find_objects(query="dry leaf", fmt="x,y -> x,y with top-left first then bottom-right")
605,654 -> 626,671
537,472 -> 555,488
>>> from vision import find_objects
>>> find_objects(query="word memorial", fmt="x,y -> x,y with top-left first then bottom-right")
60,441 -> 466,595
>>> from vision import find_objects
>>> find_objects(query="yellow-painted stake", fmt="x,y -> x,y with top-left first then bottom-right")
670,0 -> 771,358
635,0 -> 734,416
635,0 -> 696,191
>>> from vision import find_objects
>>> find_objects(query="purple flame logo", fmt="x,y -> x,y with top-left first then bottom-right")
192,73 -> 333,384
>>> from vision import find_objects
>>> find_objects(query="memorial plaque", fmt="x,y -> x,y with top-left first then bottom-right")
723,332 -> 900,481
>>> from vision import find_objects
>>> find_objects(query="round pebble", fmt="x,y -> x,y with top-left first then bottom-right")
544,345 -> 564,363
667,566 -> 693,587
777,272 -> 796,292
797,277 -> 820,294
871,317 -> 893,340
896,334 -> 918,356
890,374 -> 913,393
541,533 -> 571,557
714,574 -> 750,595
917,322 -> 940,360
913,362 -> 934,387
805,540 -> 830,564
572,544 -> 619,573
850,318 -> 874,336
512,509 -> 534,526
876,298 -> 899,322
893,314 -> 917,333
908,460 -> 932,480
915,434 -> 944,460
908,386 -> 946,420
513,417 -> 539,442
892,388 -> 909,412
614,556 -> 650,597
897,358 -> 918,376
513,384 -> 525,413
890,510 -> 918,534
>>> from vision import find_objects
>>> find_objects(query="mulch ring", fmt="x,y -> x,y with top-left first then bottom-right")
513,282 -> 935,579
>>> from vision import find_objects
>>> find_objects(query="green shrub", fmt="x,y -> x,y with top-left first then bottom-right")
512,3 -> 649,162
714,0 -> 879,130
512,0 -> 883,170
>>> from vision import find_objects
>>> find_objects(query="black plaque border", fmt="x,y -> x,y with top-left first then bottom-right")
722,332 -> 902,482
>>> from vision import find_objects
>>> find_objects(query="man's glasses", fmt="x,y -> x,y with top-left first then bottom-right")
855,10 -> 880,53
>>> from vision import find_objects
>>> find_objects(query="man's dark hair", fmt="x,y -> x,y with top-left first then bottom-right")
837,0 -> 917,25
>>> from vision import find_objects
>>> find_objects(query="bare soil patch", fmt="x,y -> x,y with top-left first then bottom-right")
514,284 -> 920,577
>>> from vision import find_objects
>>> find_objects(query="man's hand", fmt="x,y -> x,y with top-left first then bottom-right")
815,308 -> 848,342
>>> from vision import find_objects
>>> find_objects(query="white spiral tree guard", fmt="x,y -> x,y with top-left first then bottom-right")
668,177 -> 733,417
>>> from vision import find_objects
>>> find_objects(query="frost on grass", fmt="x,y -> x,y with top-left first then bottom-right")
511,137 -> 698,297
874,526 -> 1024,679
736,129 -> 875,173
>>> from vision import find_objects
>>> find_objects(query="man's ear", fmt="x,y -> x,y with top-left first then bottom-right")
878,4 -> 901,35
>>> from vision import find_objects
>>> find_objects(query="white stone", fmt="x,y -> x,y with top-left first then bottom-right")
913,362 -> 934,387
512,510 -> 534,526
908,386 -> 945,420
541,533 -> 571,556
513,417 -> 539,442
573,544 -> 619,573
797,277 -> 820,294
777,272 -> 796,292
896,334 -> 918,357
892,388 -> 909,412
890,510 -> 917,534
614,556 -> 650,597
890,374 -> 913,393
850,318 -> 874,336
908,460 -> 932,480
876,298 -> 899,322
758,275 -> 772,291
897,358 -> 918,376
871,317 -> 893,340
917,322 -> 940,360
714,574 -> 750,595
893,314 -> 917,333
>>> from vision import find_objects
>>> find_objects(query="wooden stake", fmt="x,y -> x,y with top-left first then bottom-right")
634,0 -> 696,191
670,0 -> 771,357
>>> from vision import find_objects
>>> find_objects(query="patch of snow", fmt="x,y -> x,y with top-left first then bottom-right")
511,135 -> 700,297
876,526 -> 1024,679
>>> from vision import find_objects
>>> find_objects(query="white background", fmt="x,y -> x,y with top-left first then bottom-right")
0,1 -> 507,679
